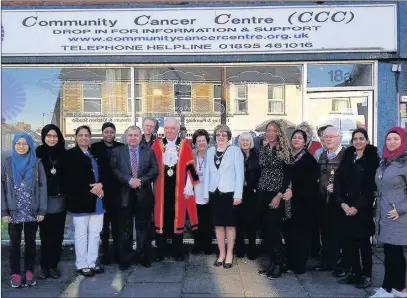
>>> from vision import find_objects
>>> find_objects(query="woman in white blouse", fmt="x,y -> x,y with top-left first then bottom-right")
189,129 -> 213,255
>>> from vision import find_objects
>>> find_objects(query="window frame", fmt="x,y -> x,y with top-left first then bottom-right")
82,82 -> 103,114
213,84 -> 222,113
267,84 -> 285,115
128,82 -> 142,113
174,83 -> 192,113
234,84 -> 248,114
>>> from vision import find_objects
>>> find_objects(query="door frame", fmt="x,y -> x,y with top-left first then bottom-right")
305,90 -> 374,144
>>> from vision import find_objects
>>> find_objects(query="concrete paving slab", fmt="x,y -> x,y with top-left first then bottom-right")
183,272 -> 244,295
120,282 -> 182,297
241,271 -> 308,297
128,261 -> 185,283
2,284 -> 64,298
297,271 -> 368,297
60,273 -> 125,297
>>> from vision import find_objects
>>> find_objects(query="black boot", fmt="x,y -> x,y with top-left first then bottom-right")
267,264 -> 283,279
258,264 -> 273,276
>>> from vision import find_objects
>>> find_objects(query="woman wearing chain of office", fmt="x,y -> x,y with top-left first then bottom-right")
204,124 -> 244,269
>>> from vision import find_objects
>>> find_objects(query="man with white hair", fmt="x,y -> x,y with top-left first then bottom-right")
151,117 -> 199,262
314,126 -> 347,277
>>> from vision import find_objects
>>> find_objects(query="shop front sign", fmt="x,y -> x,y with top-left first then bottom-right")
64,116 -> 132,136
1,4 -> 397,56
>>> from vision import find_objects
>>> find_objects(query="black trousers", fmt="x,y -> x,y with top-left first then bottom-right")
39,211 -> 66,269
235,189 -> 258,256
193,203 -> 213,252
382,243 -> 407,292
258,191 -> 284,265
345,236 -> 372,278
8,222 -> 38,274
100,196 -> 120,261
283,220 -> 310,273
310,209 -> 321,257
319,203 -> 340,269
119,191 -> 154,265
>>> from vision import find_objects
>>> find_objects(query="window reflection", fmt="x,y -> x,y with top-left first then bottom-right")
307,64 -> 373,88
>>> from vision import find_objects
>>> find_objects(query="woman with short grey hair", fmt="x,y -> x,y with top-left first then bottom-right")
235,132 -> 260,260
204,124 -> 244,269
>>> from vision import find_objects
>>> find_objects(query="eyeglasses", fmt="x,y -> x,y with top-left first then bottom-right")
46,134 -> 58,139
324,135 -> 339,140
216,133 -> 228,138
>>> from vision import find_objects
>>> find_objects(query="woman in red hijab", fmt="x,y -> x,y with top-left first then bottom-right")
370,127 -> 407,298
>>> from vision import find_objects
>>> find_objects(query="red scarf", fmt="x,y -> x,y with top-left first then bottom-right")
382,126 -> 407,164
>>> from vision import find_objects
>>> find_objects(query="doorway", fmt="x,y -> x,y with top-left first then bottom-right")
306,91 -> 374,145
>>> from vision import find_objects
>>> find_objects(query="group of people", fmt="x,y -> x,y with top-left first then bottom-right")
1,117 -> 406,298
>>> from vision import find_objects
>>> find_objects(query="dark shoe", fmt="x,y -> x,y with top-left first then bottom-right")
333,269 -> 348,278
223,263 -> 233,269
77,268 -> 94,277
155,255 -> 164,262
174,254 -> 184,262
355,276 -> 372,289
236,252 -> 245,259
339,274 -> 360,285
38,268 -> 49,280
91,265 -> 104,274
247,250 -> 257,260
139,258 -> 152,268
48,268 -> 61,279
259,266 -> 272,276
214,258 -> 225,267
267,265 -> 283,280
314,263 -> 330,271
10,274 -> 23,288
119,263 -> 130,271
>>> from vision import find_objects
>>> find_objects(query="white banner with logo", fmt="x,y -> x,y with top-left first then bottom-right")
64,116 -> 132,136
1,4 -> 397,56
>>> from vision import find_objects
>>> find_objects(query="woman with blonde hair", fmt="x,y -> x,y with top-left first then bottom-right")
257,120 -> 293,279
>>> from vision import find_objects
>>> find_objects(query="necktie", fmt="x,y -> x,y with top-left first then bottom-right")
131,148 -> 138,178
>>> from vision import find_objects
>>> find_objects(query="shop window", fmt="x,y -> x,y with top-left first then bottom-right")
128,83 -> 142,113
332,98 -> 350,113
213,84 -> 222,113
83,83 -> 102,113
174,83 -> 191,113
235,84 -> 248,114
267,85 -> 285,114
307,64 -> 373,88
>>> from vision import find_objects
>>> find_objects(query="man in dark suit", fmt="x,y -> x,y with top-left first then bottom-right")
110,125 -> 158,270
91,122 -> 124,265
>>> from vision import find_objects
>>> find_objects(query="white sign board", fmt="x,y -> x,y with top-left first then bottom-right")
64,116 -> 132,136
1,4 -> 397,56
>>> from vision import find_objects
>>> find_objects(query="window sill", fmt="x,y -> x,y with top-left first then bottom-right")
234,112 -> 249,115
267,113 -> 287,116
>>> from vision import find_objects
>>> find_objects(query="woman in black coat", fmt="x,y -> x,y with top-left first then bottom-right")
283,129 -> 319,274
334,128 -> 380,289
235,132 -> 261,260
36,124 -> 67,279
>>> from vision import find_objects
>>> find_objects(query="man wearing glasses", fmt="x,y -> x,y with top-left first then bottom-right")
314,127 -> 348,277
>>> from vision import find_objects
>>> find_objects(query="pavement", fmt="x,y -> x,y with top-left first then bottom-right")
1,245 -> 406,298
